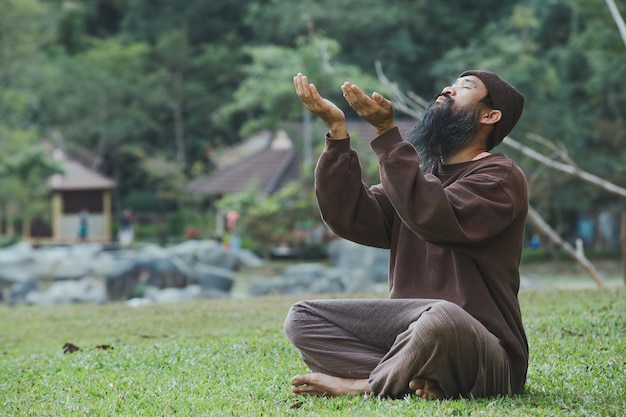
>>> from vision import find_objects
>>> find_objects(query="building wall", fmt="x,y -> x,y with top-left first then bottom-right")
60,213 -> 108,243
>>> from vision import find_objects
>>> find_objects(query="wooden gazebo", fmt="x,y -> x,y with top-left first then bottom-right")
46,156 -> 117,243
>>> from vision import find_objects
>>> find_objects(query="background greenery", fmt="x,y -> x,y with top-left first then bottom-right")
1,0 -> 625,250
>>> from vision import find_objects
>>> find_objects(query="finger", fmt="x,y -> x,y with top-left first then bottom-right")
341,82 -> 357,102
294,74 -> 313,97
372,92 -> 386,105
294,74 -> 305,96
371,92 -> 390,110
342,82 -> 368,103
297,82 -> 320,105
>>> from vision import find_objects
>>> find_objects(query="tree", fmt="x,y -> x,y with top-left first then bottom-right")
41,39 -> 157,201
215,36 -> 384,147
119,0 -> 251,45
0,0 -> 61,239
244,0 -> 515,95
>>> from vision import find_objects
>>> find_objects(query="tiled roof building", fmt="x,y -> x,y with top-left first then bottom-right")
188,130 -> 300,197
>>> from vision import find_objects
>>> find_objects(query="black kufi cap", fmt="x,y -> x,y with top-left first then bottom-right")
460,70 -> 524,149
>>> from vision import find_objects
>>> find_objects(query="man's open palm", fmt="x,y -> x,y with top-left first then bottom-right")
294,73 -> 345,127
341,82 -> 396,135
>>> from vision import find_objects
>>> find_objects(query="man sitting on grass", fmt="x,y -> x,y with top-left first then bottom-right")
284,70 -> 528,400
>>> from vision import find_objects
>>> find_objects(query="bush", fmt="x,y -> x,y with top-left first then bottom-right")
215,176 -> 322,257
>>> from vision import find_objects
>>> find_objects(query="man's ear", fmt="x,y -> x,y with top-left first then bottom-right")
481,109 -> 502,126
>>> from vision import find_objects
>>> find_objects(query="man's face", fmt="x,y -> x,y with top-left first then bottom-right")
435,75 -> 490,111
405,77 -> 489,172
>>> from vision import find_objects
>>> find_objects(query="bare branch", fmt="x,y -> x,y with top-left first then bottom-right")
527,207 -> 605,287
605,0 -> 626,49
502,136 -> 626,198
319,40 -> 336,74
375,61 -> 424,119
526,133 -> 578,168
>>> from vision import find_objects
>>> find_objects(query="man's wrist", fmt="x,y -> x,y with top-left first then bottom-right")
374,121 -> 397,136
327,121 -> 348,140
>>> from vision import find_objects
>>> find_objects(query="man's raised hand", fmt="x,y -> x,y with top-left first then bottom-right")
341,82 -> 396,135
294,73 -> 347,139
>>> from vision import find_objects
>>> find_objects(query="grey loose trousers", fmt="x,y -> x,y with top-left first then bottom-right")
283,298 -> 512,399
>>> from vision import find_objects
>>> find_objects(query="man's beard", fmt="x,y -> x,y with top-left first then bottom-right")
406,99 -> 483,172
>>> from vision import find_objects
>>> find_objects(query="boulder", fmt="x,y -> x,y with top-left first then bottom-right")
247,240 -> 390,297
168,240 -> 230,267
3,279 -> 38,306
0,242 -> 34,264
25,277 -> 106,305
328,239 -> 389,283
189,264 -> 235,293
105,256 -> 188,301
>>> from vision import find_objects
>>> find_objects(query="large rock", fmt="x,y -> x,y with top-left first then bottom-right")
189,264 -> 235,293
247,263 -> 332,296
25,277 -> 106,305
247,239 -> 390,297
3,279 -> 38,306
328,239 -> 389,283
0,260 -> 40,304
104,240 -> 249,301
105,256 -> 188,300
168,240 -> 240,269
0,242 -> 35,264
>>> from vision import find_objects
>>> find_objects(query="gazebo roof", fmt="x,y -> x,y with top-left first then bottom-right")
48,157 -> 116,191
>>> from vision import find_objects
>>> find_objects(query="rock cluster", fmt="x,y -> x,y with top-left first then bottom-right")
0,238 -> 394,305
0,240 -> 261,306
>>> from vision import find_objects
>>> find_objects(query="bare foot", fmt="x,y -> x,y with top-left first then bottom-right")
291,373 -> 371,397
409,377 -> 445,400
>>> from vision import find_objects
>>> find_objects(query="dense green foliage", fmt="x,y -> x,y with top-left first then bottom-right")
1,281 -> 625,415
0,0 -> 625,243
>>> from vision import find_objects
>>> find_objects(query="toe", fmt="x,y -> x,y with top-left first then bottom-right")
409,377 -> 425,391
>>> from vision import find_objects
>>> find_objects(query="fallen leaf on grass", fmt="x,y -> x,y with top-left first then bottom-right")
95,344 -> 114,350
272,398 -> 308,410
63,342 -> 80,354
290,401 -> 303,409
62,343 -> 115,353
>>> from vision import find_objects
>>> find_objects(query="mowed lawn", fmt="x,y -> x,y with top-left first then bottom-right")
1,264 -> 625,416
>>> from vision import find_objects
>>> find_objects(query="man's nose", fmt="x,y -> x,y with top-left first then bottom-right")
441,85 -> 455,96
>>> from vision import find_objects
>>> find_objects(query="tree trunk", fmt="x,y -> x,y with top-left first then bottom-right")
173,70 -> 186,167
302,106 -> 313,168
6,201 -> 16,237
621,214 -> 626,285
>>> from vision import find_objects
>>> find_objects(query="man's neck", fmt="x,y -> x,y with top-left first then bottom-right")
442,145 -> 489,165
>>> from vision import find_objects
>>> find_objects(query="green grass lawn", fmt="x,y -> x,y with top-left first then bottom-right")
1,267 -> 625,416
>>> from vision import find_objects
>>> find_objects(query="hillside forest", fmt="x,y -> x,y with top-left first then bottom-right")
0,0 -> 625,252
